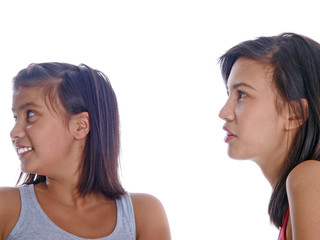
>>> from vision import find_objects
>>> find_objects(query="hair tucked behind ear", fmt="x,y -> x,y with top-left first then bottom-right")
219,33 -> 320,227
13,62 -> 125,199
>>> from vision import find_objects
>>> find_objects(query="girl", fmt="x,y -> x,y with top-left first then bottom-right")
219,33 -> 320,239
0,63 -> 171,240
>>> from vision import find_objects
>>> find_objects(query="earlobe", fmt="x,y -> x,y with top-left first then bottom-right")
73,112 -> 90,140
284,98 -> 309,130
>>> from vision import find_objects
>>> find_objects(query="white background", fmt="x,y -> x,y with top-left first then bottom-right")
0,1 -> 319,239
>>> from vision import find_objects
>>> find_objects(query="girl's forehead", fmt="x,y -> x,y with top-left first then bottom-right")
13,87 -> 44,103
12,87 -> 57,112
227,58 -> 274,88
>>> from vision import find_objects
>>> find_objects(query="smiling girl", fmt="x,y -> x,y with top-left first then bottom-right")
0,63 -> 171,240
219,33 -> 320,239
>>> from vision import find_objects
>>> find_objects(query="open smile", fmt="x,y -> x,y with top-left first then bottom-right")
15,145 -> 34,158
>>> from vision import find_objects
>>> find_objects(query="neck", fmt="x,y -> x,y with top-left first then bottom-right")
257,160 -> 282,189
253,130 -> 295,189
35,174 -> 95,209
35,181 -> 109,212
252,148 -> 287,189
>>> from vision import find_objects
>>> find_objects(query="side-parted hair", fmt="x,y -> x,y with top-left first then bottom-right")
13,62 -> 125,199
219,33 -> 320,227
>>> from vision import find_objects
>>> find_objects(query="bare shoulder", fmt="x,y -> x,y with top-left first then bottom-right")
0,186 -> 20,213
0,187 -> 21,239
287,160 -> 320,189
286,160 -> 320,238
0,186 -> 20,196
130,193 -> 171,240
130,193 -> 165,211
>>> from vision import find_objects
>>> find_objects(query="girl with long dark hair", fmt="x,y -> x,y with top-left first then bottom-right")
219,33 -> 320,239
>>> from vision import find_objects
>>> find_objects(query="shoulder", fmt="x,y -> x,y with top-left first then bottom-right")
0,187 -> 20,215
130,193 -> 171,240
0,187 -> 21,239
286,160 -> 320,238
130,193 -> 165,211
286,160 -> 320,189
286,160 -> 320,200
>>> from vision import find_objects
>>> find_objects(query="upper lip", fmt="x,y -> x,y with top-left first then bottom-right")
223,125 -> 236,136
14,144 -> 34,152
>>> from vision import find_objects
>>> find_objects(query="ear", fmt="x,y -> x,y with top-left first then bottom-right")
284,98 -> 309,131
71,112 -> 90,140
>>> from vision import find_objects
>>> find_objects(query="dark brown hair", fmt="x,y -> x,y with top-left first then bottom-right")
219,33 -> 320,227
13,62 -> 125,199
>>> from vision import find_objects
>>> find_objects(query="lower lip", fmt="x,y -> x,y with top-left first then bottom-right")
224,135 -> 236,143
19,150 -> 33,158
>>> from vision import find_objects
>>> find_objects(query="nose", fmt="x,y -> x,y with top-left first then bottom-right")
10,120 -> 25,141
219,99 -> 235,121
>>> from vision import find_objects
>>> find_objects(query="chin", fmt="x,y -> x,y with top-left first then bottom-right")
20,164 -> 37,175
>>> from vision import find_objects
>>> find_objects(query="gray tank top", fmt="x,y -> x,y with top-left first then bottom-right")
7,184 -> 136,240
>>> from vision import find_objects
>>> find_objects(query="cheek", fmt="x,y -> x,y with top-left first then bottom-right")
235,106 -> 259,130
240,109 -> 283,144
236,106 -> 267,133
27,123 -> 68,145
26,125 -> 40,141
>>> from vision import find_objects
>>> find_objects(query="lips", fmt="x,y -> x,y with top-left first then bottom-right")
15,145 -> 34,158
223,126 -> 237,143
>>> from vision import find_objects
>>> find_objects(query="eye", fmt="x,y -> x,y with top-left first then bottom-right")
13,114 -> 17,122
238,90 -> 247,99
26,110 -> 36,118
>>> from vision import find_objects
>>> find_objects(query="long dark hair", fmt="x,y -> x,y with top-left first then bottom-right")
13,62 -> 125,199
219,33 -> 320,227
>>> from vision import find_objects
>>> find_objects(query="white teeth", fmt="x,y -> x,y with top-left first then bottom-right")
17,147 -> 33,155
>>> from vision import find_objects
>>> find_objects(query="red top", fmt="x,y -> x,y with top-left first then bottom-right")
278,207 -> 289,240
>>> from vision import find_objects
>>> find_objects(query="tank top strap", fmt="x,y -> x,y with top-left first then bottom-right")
114,193 -> 136,237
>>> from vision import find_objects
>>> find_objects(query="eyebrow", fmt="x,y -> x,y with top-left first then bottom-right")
229,82 -> 257,91
12,102 -> 41,112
